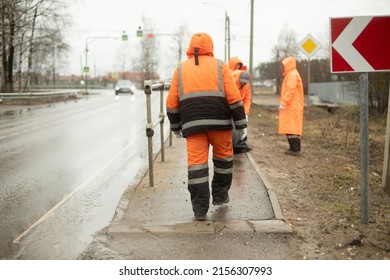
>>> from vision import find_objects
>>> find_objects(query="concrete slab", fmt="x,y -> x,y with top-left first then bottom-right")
108,136 -> 291,235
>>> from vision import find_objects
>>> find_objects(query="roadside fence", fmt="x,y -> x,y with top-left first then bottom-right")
144,80 -> 172,187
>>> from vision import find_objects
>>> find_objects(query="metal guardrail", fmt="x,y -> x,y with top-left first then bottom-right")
144,80 -> 171,187
0,91 -> 77,98
0,91 -> 78,104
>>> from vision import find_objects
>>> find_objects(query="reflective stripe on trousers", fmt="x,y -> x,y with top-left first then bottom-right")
186,130 -> 233,215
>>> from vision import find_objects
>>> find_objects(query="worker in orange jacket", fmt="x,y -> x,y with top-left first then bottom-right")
228,57 -> 251,118
229,57 -> 252,153
229,56 -> 243,72
166,33 -> 247,221
232,70 -> 252,153
278,56 -> 304,156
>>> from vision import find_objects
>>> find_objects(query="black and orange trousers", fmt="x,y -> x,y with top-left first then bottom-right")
186,130 -> 233,216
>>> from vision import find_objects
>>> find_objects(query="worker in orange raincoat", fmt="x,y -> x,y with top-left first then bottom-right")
232,67 -> 252,153
278,56 -> 304,156
228,57 -> 251,119
228,56 -> 243,72
166,33 -> 247,221
229,57 -> 251,153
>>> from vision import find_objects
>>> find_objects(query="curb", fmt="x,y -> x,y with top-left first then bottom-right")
108,220 -> 292,235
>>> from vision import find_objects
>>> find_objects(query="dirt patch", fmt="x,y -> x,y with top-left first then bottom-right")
248,94 -> 390,259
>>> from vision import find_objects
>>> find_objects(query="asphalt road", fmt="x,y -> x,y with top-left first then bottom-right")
0,89 -> 169,259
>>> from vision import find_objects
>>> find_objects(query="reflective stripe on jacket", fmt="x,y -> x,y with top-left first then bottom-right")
166,56 -> 246,138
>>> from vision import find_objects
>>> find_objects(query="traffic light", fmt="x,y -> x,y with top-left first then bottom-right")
136,26 -> 143,37
122,31 -> 128,41
83,66 -> 90,74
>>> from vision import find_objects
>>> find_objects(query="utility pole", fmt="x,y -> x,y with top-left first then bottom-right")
249,0 -> 254,92
84,36 -> 118,94
224,11 -> 227,62
203,2 -> 230,62
227,13 -> 230,61
276,48 -> 280,95
85,39 -> 89,94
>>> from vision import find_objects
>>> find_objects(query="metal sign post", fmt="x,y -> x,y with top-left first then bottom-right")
298,34 -> 321,108
359,73 -> 370,224
382,83 -> 390,194
330,15 -> 390,223
159,80 -> 165,162
144,80 -> 154,187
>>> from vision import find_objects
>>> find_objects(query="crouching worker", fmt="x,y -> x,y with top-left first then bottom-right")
166,33 -> 247,221
231,69 -> 252,153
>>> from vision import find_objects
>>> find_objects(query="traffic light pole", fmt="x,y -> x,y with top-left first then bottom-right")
84,36 -> 118,94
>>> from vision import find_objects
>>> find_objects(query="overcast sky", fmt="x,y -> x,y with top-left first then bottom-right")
64,0 -> 390,78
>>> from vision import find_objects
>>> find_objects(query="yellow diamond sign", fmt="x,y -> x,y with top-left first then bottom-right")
298,34 -> 320,58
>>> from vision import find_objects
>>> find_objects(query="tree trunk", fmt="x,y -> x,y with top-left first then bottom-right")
52,45 -> 56,87
5,6 -> 15,93
24,6 -> 38,92
18,32 -> 25,93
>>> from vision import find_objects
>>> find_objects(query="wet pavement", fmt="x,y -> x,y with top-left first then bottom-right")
0,90 -> 169,259
1,92 -> 294,259
109,137 -> 289,234
80,123 -> 293,260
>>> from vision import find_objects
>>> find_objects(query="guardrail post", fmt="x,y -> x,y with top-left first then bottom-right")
144,80 -> 154,187
159,80 -> 165,162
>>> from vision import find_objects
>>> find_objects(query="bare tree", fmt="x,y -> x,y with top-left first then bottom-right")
24,0 -> 71,91
172,23 -> 190,65
272,24 -> 299,59
157,22 -> 190,80
133,15 -> 160,80
0,0 -> 71,93
114,39 -> 132,74
271,25 -> 299,94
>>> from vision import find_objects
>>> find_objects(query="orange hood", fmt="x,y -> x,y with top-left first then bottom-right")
228,57 -> 243,71
186,33 -> 214,59
282,56 -> 296,76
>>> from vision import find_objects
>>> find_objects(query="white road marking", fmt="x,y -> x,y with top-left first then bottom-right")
13,129 -> 144,244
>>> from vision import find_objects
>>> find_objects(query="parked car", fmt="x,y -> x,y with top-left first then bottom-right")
115,80 -> 136,95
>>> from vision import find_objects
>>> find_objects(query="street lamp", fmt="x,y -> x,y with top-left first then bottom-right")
84,36 -> 118,94
203,2 -> 230,62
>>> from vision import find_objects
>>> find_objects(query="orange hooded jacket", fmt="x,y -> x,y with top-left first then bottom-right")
232,70 -> 251,115
228,57 -> 243,71
166,33 -> 246,138
278,57 -> 304,135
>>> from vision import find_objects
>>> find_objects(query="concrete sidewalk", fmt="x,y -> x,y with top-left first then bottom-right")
80,131 -> 293,259
109,136 -> 290,234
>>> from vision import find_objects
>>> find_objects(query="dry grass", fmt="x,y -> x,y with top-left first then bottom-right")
248,98 -> 390,259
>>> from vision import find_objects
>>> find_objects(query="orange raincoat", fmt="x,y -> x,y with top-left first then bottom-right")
232,70 -> 251,115
278,57 -> 304,135
228,57 -> 243,71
